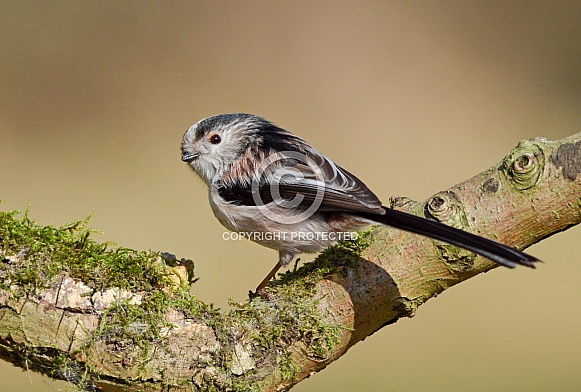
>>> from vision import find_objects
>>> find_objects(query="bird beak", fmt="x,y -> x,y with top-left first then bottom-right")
181,152 -> 200,163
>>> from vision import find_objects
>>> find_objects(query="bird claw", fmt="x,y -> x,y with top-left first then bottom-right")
248,288 -> 271,300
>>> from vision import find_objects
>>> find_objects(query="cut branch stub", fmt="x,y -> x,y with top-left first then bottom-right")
502,140 -> 545,190
425,191 -> 475,270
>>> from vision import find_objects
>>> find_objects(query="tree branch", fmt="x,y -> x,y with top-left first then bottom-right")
1,133 -> 579,391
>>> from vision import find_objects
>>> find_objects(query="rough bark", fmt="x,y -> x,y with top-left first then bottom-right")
0,133 -> 579,391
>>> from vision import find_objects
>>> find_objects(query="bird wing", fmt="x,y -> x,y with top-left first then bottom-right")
218,148 -> 385,215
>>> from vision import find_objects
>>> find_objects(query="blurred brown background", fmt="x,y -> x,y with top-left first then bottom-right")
1,1 -> 580,391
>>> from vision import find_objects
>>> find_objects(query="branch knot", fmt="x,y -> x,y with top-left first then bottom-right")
503,140 -> 544,190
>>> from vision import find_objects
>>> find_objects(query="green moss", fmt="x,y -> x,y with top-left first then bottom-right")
52,351 -> 91,387
0,206 -> 375,391
211,228 -> 375,387
0,207 -> 172,293
0,207 -> 216,388
274,228 -> 375,288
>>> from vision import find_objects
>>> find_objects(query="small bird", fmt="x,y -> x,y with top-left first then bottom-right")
181,113 -> 538,293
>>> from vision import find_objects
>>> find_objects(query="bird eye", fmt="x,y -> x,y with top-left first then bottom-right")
209,134 -> 221,144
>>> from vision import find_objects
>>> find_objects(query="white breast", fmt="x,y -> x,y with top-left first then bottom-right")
207,187 -> 350,255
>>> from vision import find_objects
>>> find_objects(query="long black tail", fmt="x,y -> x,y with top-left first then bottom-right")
357,207 -> 539,268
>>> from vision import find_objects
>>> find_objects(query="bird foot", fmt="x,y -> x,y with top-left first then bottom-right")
248,288 -> 271,300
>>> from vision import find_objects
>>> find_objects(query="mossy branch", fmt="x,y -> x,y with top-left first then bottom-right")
1,133 -> 580,391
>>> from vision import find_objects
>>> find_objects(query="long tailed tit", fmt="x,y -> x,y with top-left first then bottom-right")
181,114 -> 538,293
